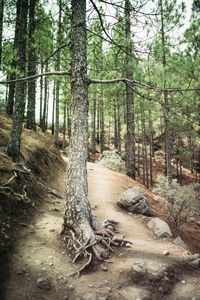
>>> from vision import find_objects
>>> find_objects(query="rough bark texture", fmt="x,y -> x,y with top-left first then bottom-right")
0,0 -> 4,68
63,0 -> 93,234
6,0 -> 22,115
27,0 -> 37,130
7,0 -> 28,162
125,0 -> 135,179
54,0 -> 62,146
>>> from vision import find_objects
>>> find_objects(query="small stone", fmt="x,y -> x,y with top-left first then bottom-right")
132,264 -> 146,277
49,262 -> 53,266
34,259 -> 42,266
63,296 -> 68,300
37,277 -> 51,290
88,284 -> 93,288
158,286 -> 164,292
173,236 -> 186,248
67,285 -> 74,291
100,264 -> 108,272
162,250 -> 169,256
181,280 -> 186,284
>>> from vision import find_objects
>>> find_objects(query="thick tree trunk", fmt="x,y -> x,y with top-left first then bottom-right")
125,0 -> 135,179
27,0 -> 37,130
7,0 -> 28,162
63,0 -> 93,234
6,0 -> 22,115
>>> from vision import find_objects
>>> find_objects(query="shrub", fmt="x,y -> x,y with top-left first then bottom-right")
153,175 -> 200,226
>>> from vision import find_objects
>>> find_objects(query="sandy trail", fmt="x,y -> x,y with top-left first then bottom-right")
2,158 -> 200,300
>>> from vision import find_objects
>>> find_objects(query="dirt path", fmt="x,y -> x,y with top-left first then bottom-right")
3,157 -> 200,300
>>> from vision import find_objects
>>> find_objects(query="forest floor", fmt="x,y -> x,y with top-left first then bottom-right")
2,155 -> 200,300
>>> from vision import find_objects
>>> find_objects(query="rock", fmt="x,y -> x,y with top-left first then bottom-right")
80,293 -> 107,300
98,150 -> 126,173
100,264 -> 108,272
37,277 -> 51,290
186,254 -> 200,269
63,297 -> 68,300
173,236 -> 186,248
67,285 -> 75,291
147,218 -> 172,238
131,263 -> 146,278
162,250 -> 169,256
118,188 -> 153,216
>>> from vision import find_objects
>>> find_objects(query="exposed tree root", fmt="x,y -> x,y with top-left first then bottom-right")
63,219 -> 132,277
0,171 -> 30,203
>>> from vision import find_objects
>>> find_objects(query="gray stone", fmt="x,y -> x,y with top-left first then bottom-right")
186,254 -> 200,269
131,263 -> 146,278
118,188 -> 153,216
147,218 -> 172,238
173,236 -> 187,248
80,294 -> 107,300
162,250 -> 169,256
98,150 -> 126,173
37,277 -> 51,290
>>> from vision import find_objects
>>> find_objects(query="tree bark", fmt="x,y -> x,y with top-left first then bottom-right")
0,0 -> 4,68
125,0 -> 135,179
7,0 -> 28,162
54,0 -> 62,146
63,0 -> 93,234
27,0 -> 37,130
160,0 -> 172,181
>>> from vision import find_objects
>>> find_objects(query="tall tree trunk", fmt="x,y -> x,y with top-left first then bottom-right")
6,0 -> 22,115
67,101 -> 71,138
125,0 -> 135,179
96,98 -> 100,145
160,0 -> 172,181
63,0 -> 93,236
117,95 -> 121,152
63,98 -> 67,150
149,110 -> 153,186
0,0 -> 4,68
62,0 -> 113,260
27,0 -> 37,130
54,0 -> 62,146
100,86 -> 104,153
39,64 -> 44,128
114,97 -> 118,149
7,0 -> 28,162
41,62 -> 48,132
51,81 -> 56,135
91,88 -> 96,155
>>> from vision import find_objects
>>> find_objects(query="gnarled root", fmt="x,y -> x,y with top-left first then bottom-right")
63,219 -> 132,277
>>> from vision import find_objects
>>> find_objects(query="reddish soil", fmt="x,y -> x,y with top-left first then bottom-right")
2,156 -> 200,300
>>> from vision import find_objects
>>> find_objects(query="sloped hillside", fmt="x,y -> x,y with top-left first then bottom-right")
0,112 -> 65,254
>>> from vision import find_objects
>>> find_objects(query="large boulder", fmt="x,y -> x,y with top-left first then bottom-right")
147,218 -> 172,238
117,187 -> 153,216
98,150 -> 126,173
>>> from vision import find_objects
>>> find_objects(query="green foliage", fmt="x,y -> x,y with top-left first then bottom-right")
154,174 -> 200,226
